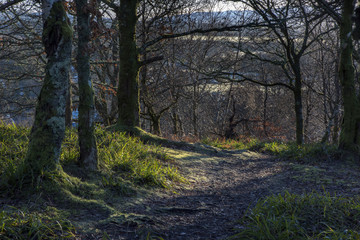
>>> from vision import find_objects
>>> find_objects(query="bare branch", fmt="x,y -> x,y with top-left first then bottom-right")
0,0 -> 24,11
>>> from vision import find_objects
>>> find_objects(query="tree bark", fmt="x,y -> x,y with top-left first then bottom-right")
117,0 -> 140,128
76,0 -> 98,170
339,0 -> 360,152
152,116 -> 161,136
294,80 -> 304,145
65,80 -> 72,127
24,0 -> 72,180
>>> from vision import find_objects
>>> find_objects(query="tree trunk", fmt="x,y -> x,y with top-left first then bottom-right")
171,109 -> 180,136
294,78 -> 304,145
24,0 -> 72,180
117,0 -> 140,128
65,81 -> 72,127
76,0 -> 98,170
263,86 -> 268,137
339,0 -> 360,152
152,116 -> 161,136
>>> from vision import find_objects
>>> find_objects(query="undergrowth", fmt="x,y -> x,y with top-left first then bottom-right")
202,137 -> 260,150
96,129 -> 185,188
0,206 -> 76,239
0,122 -> 185,237
1,122 -> 184,189
202,137 -> 338,162
230,191 -> 360,240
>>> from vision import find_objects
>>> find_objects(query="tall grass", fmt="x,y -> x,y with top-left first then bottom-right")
0,122 -> 184,188
0,207 -> 76,239
0,123 -> 29,180
231,191 -> 360,240
0,122 -> 185,238
96,128 -> 185,188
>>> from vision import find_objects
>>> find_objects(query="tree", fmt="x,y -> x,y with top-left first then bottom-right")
0,1 -> 45,125
75,0 -> 98,169
116,0 -> 140,128
100,0 -> 141,130
102,0 -> 249,133
22,0 -> 72,181
314,0 -> 360,152
338,0 -> 360,152
221,0 -> 330,145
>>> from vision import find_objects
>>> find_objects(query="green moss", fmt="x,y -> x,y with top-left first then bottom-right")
43,1 -> 73,42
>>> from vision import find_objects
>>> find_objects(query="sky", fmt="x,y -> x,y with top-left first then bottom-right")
213,1 -> 244,11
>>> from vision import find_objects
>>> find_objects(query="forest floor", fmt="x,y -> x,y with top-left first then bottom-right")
3,142 -> 360,240
81,145 -> 360,240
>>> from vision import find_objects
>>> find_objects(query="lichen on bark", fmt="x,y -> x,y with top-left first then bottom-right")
16,0 -> 73,186
76,0 -> 98,170
43,1 -> 73,56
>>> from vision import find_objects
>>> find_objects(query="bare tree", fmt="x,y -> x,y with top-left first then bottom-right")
218,0 -> 331,144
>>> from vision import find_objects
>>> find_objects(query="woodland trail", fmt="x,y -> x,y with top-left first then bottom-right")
91,146 -> 360,240
112,147 -> 293,240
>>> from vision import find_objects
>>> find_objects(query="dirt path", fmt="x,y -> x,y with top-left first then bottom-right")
84,146 -> 360,240
118,148 -> 293,240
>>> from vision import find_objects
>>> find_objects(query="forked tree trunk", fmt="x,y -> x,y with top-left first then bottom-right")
339,0 -> 360,152
117,0 -> 140,128
76,0 -> 98,169
24,0 -> 72,180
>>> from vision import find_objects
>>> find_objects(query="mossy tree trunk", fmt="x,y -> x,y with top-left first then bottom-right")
339,0 -> 360,152
24,0 -> 72,180
65,80 -> 72,127
76,0 -> 98,169
117,0 -> 140,128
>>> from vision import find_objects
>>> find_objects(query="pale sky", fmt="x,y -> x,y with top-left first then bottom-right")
213,1 -> 244,11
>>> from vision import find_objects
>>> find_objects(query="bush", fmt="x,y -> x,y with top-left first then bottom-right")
231,191 -> 360,240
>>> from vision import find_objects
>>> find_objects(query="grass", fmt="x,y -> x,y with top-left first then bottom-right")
0,122 -> 185,238
0,122 -> 184,189
202,136 -> 260,150
0,206 -> 77,239
202,137 -> 339,162
230,191 -> 360,240
0,123 -> 29,181
254,142 -> 338,162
